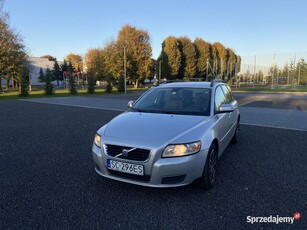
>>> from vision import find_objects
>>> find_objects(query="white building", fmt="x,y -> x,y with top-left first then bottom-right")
28,57 -> 63,85
1,57 -> 63,86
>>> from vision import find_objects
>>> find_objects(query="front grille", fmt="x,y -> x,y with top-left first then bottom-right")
108,170 -> 151,182
105,144 -> 150,161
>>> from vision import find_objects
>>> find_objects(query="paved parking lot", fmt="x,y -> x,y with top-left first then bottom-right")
1,99 -> 306,229
20,92 -> 307,131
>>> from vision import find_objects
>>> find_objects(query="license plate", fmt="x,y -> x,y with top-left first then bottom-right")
107,159 -> 144,176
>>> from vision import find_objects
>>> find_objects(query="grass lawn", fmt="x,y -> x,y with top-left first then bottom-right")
2,84 -> 307,100
0,87 -> 142,100
231,85 -> 307,93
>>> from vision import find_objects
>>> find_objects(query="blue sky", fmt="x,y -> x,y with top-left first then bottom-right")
4,0 -> 307,61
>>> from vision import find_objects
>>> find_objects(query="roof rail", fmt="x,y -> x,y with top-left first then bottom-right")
190,78 -> 204,82
210,79 -> 225,87
156,80 -> 183,86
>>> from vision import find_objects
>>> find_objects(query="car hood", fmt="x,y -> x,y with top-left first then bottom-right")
104,112 -> 207,144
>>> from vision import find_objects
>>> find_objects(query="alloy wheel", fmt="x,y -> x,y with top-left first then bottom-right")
208,148 -> 217,184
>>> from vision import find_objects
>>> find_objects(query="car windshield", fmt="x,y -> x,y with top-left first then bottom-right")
131,87 -> 211,116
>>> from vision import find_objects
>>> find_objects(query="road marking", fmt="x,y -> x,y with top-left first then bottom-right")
19,99 -> 307,132
19,99 -> 125,112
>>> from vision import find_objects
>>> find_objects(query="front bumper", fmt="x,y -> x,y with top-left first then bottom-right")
92,143 -> 209,188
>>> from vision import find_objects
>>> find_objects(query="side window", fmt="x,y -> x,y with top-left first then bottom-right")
214,86 -> 226,112
221,85 -> 234,103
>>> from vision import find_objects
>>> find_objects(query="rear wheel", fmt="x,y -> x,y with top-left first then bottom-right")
197,143 -> 218,190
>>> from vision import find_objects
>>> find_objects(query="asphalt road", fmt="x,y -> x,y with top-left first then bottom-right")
21,91 -> 307,131
1,100 -> 306,229
234,92 -> 307,110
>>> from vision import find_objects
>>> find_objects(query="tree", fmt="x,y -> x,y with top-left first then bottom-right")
85,48 -> 105,81
117,75 -> 125,92
194,38 -> 212,80
68,62 -> 74,73
38,67 -> 45,83
178,37 -> 197,80
19,66 -> 29,97
212,42 -> 227,79
87,74 -> 95,94
67,62 -> 75,73
117,24 -> 152,88
52,60 -> 62,84
102,40 -> 122,83
81,25 -> 240,87
160,36 -> 181,80
44,67 -> 54,95
105,82 -> 112,93
235,55 -> 241,74
210,44 -> 219,78
149,58 -> 157,82
86,40 -> 123,85
66,53 -> 83,71
251,70 -> 264,84
282,63 -> 290,85
297,58 -> 307,85
86,25 -> 153,89
226,48 -> 237,80
268,64 -> 279,85
61,59 -> 69,72
0,0 -> 27,90
68,75 -> 77,94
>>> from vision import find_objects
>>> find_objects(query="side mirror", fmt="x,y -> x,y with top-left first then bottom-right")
128,101 -> 134,108
218,104 -> 236,113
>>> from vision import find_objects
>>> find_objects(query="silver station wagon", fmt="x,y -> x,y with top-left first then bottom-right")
92,81 -> 240,189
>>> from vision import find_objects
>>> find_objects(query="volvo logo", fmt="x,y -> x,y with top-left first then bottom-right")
114,147 -> 137,158
122,149 -> 129,157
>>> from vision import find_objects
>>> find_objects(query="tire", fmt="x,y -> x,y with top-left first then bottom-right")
231,119 -> 240,144
197,143 -> 218,190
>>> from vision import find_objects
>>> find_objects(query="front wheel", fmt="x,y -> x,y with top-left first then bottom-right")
197,143 -> 218,190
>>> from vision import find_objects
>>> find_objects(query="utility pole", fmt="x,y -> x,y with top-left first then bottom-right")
123,45 -> 127,94
298,63 -> 301,86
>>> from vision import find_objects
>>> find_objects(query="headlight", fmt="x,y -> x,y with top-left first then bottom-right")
94,133 -> 101,147
162,141 -> 201,158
